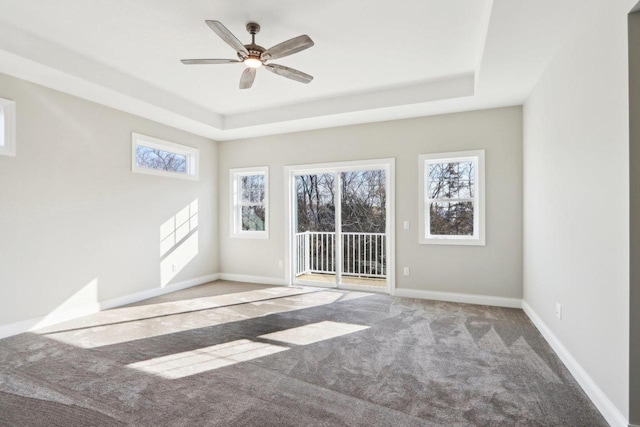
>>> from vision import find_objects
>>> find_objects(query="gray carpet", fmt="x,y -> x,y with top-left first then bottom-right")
0,281 -> 607,426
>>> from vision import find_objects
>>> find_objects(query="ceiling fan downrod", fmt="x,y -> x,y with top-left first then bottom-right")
246,22 -> 260,45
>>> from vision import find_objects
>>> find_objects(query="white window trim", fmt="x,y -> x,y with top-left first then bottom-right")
418,150 -> 485,246
230,166 -> 269,239
131,132 -> 199,181
0,98 -> 16,157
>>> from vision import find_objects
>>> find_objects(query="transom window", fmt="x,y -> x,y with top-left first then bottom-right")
230,166 -> 269,239
419,150 -> 485,245
131,133 -> 199,180
0,97 -> 16,157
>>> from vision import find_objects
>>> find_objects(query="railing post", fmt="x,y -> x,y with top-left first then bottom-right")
304,231 -> 310,274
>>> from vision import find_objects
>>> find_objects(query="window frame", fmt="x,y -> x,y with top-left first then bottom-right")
418,150 -> 485,246
230,166 -> 269,239
0,98 -> 16,157
131,132 -> 199,181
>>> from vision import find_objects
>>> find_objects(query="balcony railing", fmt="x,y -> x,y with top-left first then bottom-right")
295,231 -> 386,279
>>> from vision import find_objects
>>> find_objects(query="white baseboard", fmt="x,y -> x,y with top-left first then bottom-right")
392,288 -> 522,309
99,273 -> 219,311
0,317 -> 46,340
0,273 -> 219,339
522,301 -> 628,427
217,273 -> 287,286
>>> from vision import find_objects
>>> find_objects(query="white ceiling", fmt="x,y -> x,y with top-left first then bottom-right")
0,0 -> 589,140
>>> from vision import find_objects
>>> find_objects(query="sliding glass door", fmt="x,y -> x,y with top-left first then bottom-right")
339,170 -> 386,288
289,161 -> 391,292
294,173 -> 336,285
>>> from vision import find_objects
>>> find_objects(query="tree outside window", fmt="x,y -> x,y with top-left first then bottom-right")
419,150 -> 485,246
230,167 -> 269,239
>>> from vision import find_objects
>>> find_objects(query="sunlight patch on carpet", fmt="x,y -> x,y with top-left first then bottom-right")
259,321 -> 369,345
127,339 -> 288,379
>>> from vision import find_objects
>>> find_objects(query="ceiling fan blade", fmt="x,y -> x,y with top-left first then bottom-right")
205,20 -> 249,56
261,35 -> 314,60
239,68 -> 256,89
264,64 -> 313,84
181,59 -> 241,65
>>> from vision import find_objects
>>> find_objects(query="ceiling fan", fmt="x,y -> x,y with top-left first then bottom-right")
181,21 -> 314,90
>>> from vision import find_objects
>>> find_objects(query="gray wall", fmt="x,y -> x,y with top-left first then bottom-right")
0,73 -> 218,327
630,9 -> 640,426
523,0 -> 633,419
218,107 -> 523,299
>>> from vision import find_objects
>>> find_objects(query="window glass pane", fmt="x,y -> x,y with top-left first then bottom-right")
242,206 -> 266,231
295,174 -> 336,233
136,145 -> 187,173
428,180 -> 475,199
428,161 -> 474,199
430,201 -> 474,236
241,175 -> 265,203
340,170 -> 386,233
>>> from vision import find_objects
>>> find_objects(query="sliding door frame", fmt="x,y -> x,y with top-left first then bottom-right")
284,158 -> 395,294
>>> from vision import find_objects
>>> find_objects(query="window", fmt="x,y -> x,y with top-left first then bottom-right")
230,166 -> 269,239
131,132 -> 199,180
0,98 -> 16,157
419,150 -> 485,245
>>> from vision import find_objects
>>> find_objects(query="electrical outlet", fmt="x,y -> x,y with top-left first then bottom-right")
403,221 -> 410,230
278,260 -> 283,268
403,267 -> 410,276
172,263 -> 178,272
555,303 -> 562,319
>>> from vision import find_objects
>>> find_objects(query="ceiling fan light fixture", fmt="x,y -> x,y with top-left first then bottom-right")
244,57 -> 262,68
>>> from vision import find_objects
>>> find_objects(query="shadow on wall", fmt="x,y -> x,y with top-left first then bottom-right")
160,199 -> 199,287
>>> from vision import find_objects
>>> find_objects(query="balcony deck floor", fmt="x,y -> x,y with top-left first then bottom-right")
296,273 -> 386,288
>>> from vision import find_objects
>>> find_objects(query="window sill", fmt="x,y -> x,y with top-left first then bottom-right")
419,236 -> 485,246
230,232 -> 269,240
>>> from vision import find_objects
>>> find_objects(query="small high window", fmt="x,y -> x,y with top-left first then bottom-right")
131,133 -> 199,180
0,98 -> 16,157
230,166 -> 269,239
419,150 -> 485,245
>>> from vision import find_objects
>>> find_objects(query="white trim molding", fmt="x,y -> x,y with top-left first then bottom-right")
0,273 -> 219,339
522,301 -> 628,427
393,287 -> 522,308
101,273 -> 219,310
217,273 -> 287,287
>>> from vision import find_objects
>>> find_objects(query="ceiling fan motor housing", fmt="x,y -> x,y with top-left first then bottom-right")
238,45 -> 265,61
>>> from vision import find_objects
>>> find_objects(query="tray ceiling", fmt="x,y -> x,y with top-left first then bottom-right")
0,0 -> 587,140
